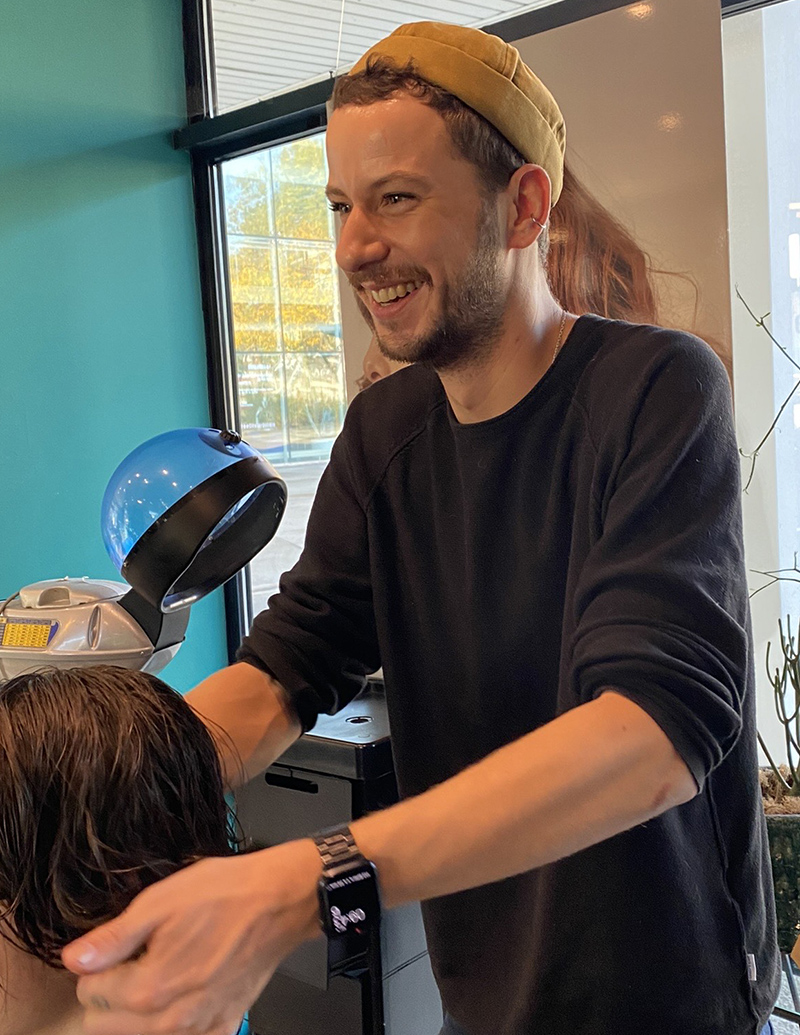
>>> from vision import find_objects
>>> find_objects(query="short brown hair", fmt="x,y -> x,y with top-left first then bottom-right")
332,58 -> 548,257
0,666 -> 234,966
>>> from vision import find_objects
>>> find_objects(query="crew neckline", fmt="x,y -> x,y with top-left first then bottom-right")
445,313 -> 598,432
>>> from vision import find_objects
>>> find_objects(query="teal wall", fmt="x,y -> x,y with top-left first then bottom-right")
0,0 -> 228,690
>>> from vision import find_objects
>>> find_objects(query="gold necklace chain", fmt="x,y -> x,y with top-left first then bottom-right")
552,309 -> 568,365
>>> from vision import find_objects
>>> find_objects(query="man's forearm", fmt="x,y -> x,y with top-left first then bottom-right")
350,690 -> 698,909
186,662 -> 301,788
62,687 -> 700,1029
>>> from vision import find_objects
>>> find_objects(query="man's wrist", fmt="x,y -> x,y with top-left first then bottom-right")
249,839 -> 322,945
295,840 -> 325,942
311,825 -> 381,940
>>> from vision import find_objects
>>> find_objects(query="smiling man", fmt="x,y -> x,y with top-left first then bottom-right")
327,101 -> 516,379
63,22 -> 779,1035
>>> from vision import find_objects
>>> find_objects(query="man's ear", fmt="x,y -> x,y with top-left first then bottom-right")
506,164 -> 552,251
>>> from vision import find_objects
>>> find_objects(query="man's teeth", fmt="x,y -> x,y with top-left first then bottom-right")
371,280 -> 424,304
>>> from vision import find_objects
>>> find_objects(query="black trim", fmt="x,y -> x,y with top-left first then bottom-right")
721,0 -> 789,14
188,152 -> 249,661
223,568 -> 251,664
486,0 -> 789,39
121,455 -> 286,611
773,1004 -> 800,1023
118,589 -> 191,652
190,159 -> 238,444
181,0 -> 215,122
483,0 -> 644,41
174,78 -> 332,160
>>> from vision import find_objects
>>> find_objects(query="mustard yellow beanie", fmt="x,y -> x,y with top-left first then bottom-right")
349,21 -> 566,203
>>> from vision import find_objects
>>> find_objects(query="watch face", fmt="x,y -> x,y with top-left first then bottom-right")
320,862 -> 379,938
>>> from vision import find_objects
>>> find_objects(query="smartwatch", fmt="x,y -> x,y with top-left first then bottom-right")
312,824 -> 381,941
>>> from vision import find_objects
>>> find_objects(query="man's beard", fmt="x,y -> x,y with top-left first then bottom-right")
353,197 -> 507,374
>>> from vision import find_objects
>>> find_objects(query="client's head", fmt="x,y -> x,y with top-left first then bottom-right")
0,666 -> 232,1031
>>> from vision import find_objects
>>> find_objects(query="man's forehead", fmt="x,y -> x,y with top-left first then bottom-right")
328,97 -> 449,157
326,98 -> 455,187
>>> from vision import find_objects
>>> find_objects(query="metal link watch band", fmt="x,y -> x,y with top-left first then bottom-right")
313,824 -> 363,876
312,823 -> 380,942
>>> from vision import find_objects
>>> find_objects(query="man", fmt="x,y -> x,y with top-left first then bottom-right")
63,22 -> 778,1035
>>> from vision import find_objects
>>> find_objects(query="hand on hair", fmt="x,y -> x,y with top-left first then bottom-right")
62,839 -> 322,1035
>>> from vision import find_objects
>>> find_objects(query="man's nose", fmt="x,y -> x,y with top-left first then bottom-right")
335,208 -> 389,273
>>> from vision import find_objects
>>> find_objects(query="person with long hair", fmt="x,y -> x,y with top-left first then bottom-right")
547,162 -> 658,323
0,666 -> 237,1035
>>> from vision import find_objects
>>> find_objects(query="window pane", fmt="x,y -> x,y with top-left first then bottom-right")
223,154 -> 273,236
284,352 -> 345,461
272,136 -> 333,241
220,130 -> 345,617
275,180 -> 333,242
208,1 -> 562,114
277,241 -> 342,353
228,239 -> 280,352
723,0 -> 800,760
235,352 -> 286,461
249,461 -> 329,615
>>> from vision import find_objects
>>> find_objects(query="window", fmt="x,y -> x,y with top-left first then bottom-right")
206,0 -> 565,114
723,0 -> 800,754
221,134 -> 345,615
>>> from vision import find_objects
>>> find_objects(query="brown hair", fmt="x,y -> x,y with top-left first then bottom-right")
0,666 -> 234,966
547,164 -> 658,323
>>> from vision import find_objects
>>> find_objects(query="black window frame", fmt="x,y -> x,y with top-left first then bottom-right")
176,0 -> 789,660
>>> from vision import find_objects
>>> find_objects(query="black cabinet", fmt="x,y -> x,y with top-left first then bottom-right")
234,684 -> 443,1035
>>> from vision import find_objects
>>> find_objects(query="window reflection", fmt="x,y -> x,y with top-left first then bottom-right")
277,241 -> 342,353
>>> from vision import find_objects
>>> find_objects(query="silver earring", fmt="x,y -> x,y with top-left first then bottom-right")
530,215 -> 547,229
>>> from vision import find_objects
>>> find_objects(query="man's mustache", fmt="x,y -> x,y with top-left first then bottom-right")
349,270 -> 428,291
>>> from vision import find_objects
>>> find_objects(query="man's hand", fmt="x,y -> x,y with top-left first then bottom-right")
61,840 -> 322,1035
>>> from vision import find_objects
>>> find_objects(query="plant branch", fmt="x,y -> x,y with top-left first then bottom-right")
759,731 -> 792,792
736,291 -> 800,794
740,379 -> 800,492
735,287 -> 800,493
736,287 -> 800,374
749,561 -> 800,600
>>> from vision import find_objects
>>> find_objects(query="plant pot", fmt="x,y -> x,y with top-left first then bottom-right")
766,814 -> 800,953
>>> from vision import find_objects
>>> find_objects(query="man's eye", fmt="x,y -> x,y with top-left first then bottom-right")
384,193 -> 413,205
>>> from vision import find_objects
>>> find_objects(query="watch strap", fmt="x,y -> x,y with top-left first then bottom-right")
312,824 -> 381,942
313,824 -> 364,877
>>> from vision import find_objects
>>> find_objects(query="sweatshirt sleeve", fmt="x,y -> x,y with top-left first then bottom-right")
237,428 -> 380,732
570,337 -> 748,791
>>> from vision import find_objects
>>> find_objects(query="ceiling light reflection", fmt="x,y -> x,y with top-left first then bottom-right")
628,2 -> 654,19
657,111 -> 684,132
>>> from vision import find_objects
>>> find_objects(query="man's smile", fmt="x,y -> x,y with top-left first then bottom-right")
369,279 -> 424,304
358,280 -> 427,321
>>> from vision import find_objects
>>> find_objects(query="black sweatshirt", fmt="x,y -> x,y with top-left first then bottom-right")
240,315 -> 779,1035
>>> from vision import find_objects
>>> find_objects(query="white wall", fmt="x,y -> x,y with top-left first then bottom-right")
723,6 -> 798,763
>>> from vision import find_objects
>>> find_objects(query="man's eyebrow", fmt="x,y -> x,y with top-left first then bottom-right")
325,173 -> 433,199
